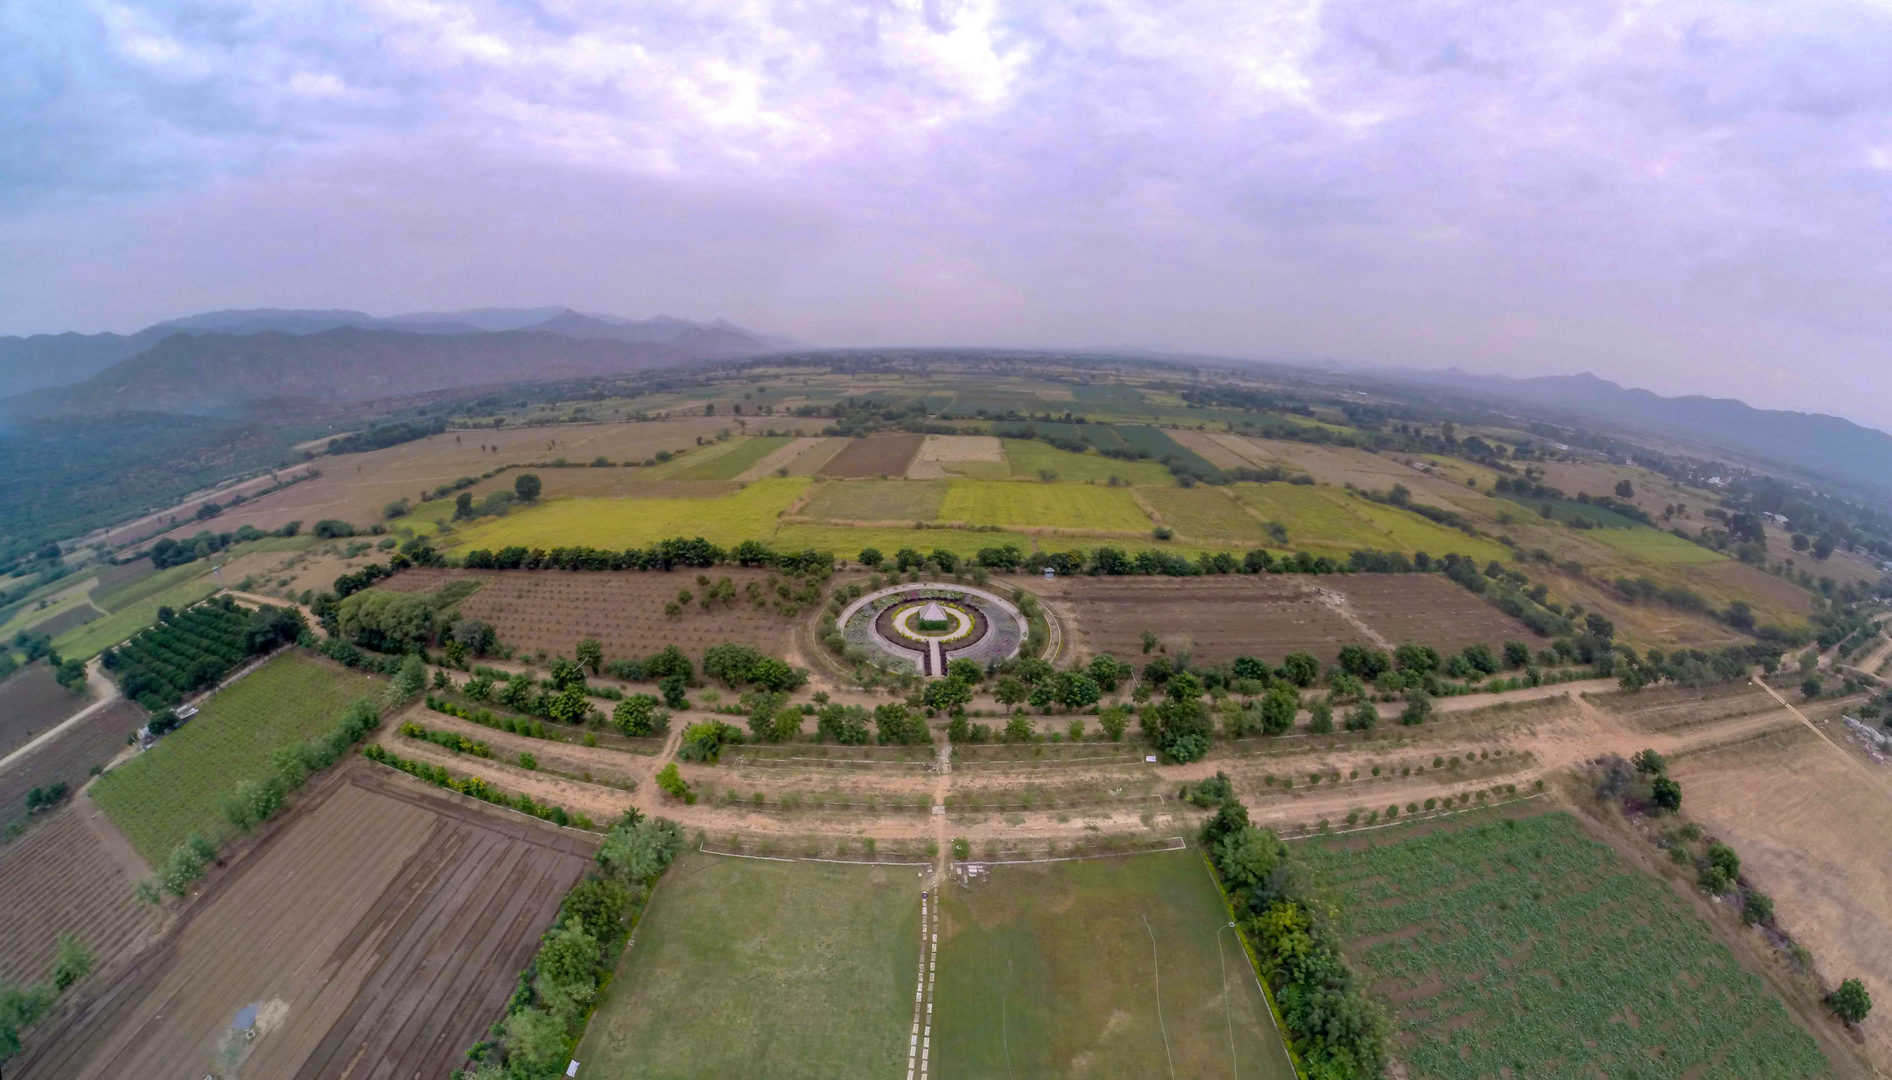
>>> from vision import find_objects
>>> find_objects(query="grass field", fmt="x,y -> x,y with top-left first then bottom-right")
800,478 -> 948,521
1232,483 -> 1508,561
933,849 -> 1292,1080
667,435 -> 797,481
1139,486 -> 1271,543
1299,811 -> 1830,1079
445,476 -> 810,551
940,479 -> 1153,532
54,575 -> 222,660
1004,439 -> 1176,486
1587,525 -> 1730,566
576,851 -> 920,1078
90,651 -> 385,864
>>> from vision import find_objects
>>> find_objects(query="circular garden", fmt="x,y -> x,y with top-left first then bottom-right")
837,583 -> 1029,677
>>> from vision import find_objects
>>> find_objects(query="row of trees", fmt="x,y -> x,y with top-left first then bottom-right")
103,599 -> 304,711
459,537 -> 836,575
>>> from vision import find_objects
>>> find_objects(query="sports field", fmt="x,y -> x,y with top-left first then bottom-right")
90,651 -> 385,863
933,849 -> 1293,1080
575,851 -> 921,1078
1298,811 -> 1831,1079
445,476 -> 810,551
940,479 -> 1152,532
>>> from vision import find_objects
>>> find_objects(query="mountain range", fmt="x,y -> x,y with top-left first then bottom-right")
0,308 -> 785,414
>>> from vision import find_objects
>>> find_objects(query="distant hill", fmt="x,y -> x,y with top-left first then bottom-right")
0,307 -> 783,401
1389,369 -> 1892,501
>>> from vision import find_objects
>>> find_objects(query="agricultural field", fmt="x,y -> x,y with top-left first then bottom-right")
0,662 -> 92,759
1585,524 -> 1732,566
662,434 -> 797,481
0,574 -> 102,643
54,574 -> 223,660
1299,811 -> 1833,1079
797,478 -> 947,522
444,476 -> 809,552
0,699 -> 144,833
14,762 -> 596,1079
0,803 -> 161,986
906,433 -> 1006,478
377,566 -> 805,663
818,433 -> 925,477
1031,574 -> 1533,664
1230,483 -> 1509,562
735,435 -> 848,480
1003,438 -> 1176,486
939,478 -> 1152,532
1139,486 -> 1272,544
933,848 -> 1291,1080
769,522 -> 1048,562
89,651 -> 384,863
576,851 -> 921,1078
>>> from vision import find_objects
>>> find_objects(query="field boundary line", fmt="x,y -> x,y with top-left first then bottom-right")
956,836 -> 1186,866
727,754 -> 932,768
361,757 -> 607,837
696,843 -> 929,867
1284,791 -> 1549,841
1141,912 -> 1177,1080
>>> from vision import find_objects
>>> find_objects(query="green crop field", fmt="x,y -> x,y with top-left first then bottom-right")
933,849 -> 1293,1080
1232,483 -> 1507,561
1003,439 -> 1176,486
1501,495 -> 1646,529
668,435 -> 797,481
1140,486 -> 1270,543
1587,526 -> 1729,566
800,478 -> 948,522
55,575 -> 222,660
576,851 -> 920,1078
1116,425 -> 1226,481
940,479 -> 1152,532
445,476 -> 810,551
1299,811 -> 1830,1080
91,651 -> 384,864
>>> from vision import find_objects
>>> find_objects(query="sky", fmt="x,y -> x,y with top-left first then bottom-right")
5,0 -> 1892,427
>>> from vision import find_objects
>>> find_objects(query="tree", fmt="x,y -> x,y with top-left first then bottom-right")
1280,652 -> 1320,688
1337,644 -> 1390,679
1399,689 -> 1433,725
922,677 -> 973,713
875,703 -> 931,745
514,473 -> 542,501
1088,654 -> 1127,692
945,658 -> 983,684
894,548 -> 924,571
1741,890 -> 1774,926
1098,704 -> 1129,741
450,618 -> 496,656
1308,698 -> 1334,734
1791,532 -> 1810,552
1502,641 -> 1531,668
858,547 -> 884,568
1003,712 -> 1036,742
1344,703 -> 1378,731
1801,676 -> 1823,700
1812,535 -> 1835,560
576,637 -> 603,675
816,703 -> 871,744
1394,644 -> 1440,674
453,491 -> 474,519
659,674 -> 689,709
1053,671 -> 1101,711
993,675 -> 1028,705
547,657 -> 586,692
1631,748 -> 1666,775
1258,685 -> 1298,735
613,695 -> 666,736
1650,775 -> 1682,811
1614,480 -> 1635,499
1829,979 -> 1872,1025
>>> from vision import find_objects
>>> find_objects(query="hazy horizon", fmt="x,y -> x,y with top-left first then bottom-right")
7,1 -> 1892,428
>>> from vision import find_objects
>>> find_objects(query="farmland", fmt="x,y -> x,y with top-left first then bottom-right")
445,476 -> 809,551
1323,575 -> 1548,653
938,479 -> 1152,532
1298,811 -> 1832,1079
0,698 -> 141,833
798,478 -> 947,522
1231,483 -> 1509,562
1003,438 -> 1177,486
576,851 -> 921,1078
90,651 -> 384,863
0,663 -> 91,759
14,761 -> 596,1079
0,804 -> 160,986
377,566 -> 806,663
1140,486 -> 1272,543
664,434 -> 796,481
818,432 -> 925,477
932,848 -> 1291,1079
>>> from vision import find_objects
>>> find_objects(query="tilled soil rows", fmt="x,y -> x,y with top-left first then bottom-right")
15,761 -> 595,1080
0,804 -> 160,985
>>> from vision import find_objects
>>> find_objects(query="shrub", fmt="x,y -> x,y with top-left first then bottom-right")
1829,978 -> 1872,1025
654,763 -> 693,803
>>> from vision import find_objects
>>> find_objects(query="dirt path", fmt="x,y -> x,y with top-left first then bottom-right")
222,589 -> 328,639
0,659 -> 118,772
1751,676 -> 1892,802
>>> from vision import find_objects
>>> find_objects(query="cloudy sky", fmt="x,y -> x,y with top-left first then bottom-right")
6,1 -> 1892,426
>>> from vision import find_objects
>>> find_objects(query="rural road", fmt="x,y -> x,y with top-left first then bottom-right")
1750,676 -> 1892,801
0,659 -> 120,773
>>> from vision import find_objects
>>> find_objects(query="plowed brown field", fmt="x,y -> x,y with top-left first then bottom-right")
379,566 -> 801,662
0,698 -> 143,831
817,434 -> 924,478
0,803 -> 159,985
14,762 -> 595,1080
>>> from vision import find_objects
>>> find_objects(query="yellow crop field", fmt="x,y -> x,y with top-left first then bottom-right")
939,479 -> 1152,532
445,477 -> 809,551
799,479 -> 947,522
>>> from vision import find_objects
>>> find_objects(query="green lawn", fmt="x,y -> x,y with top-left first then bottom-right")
576,851 -> 920,1078
1298,811 -> 1830,1079
91,651 -> 385,864
933,849 -> 1293,1080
